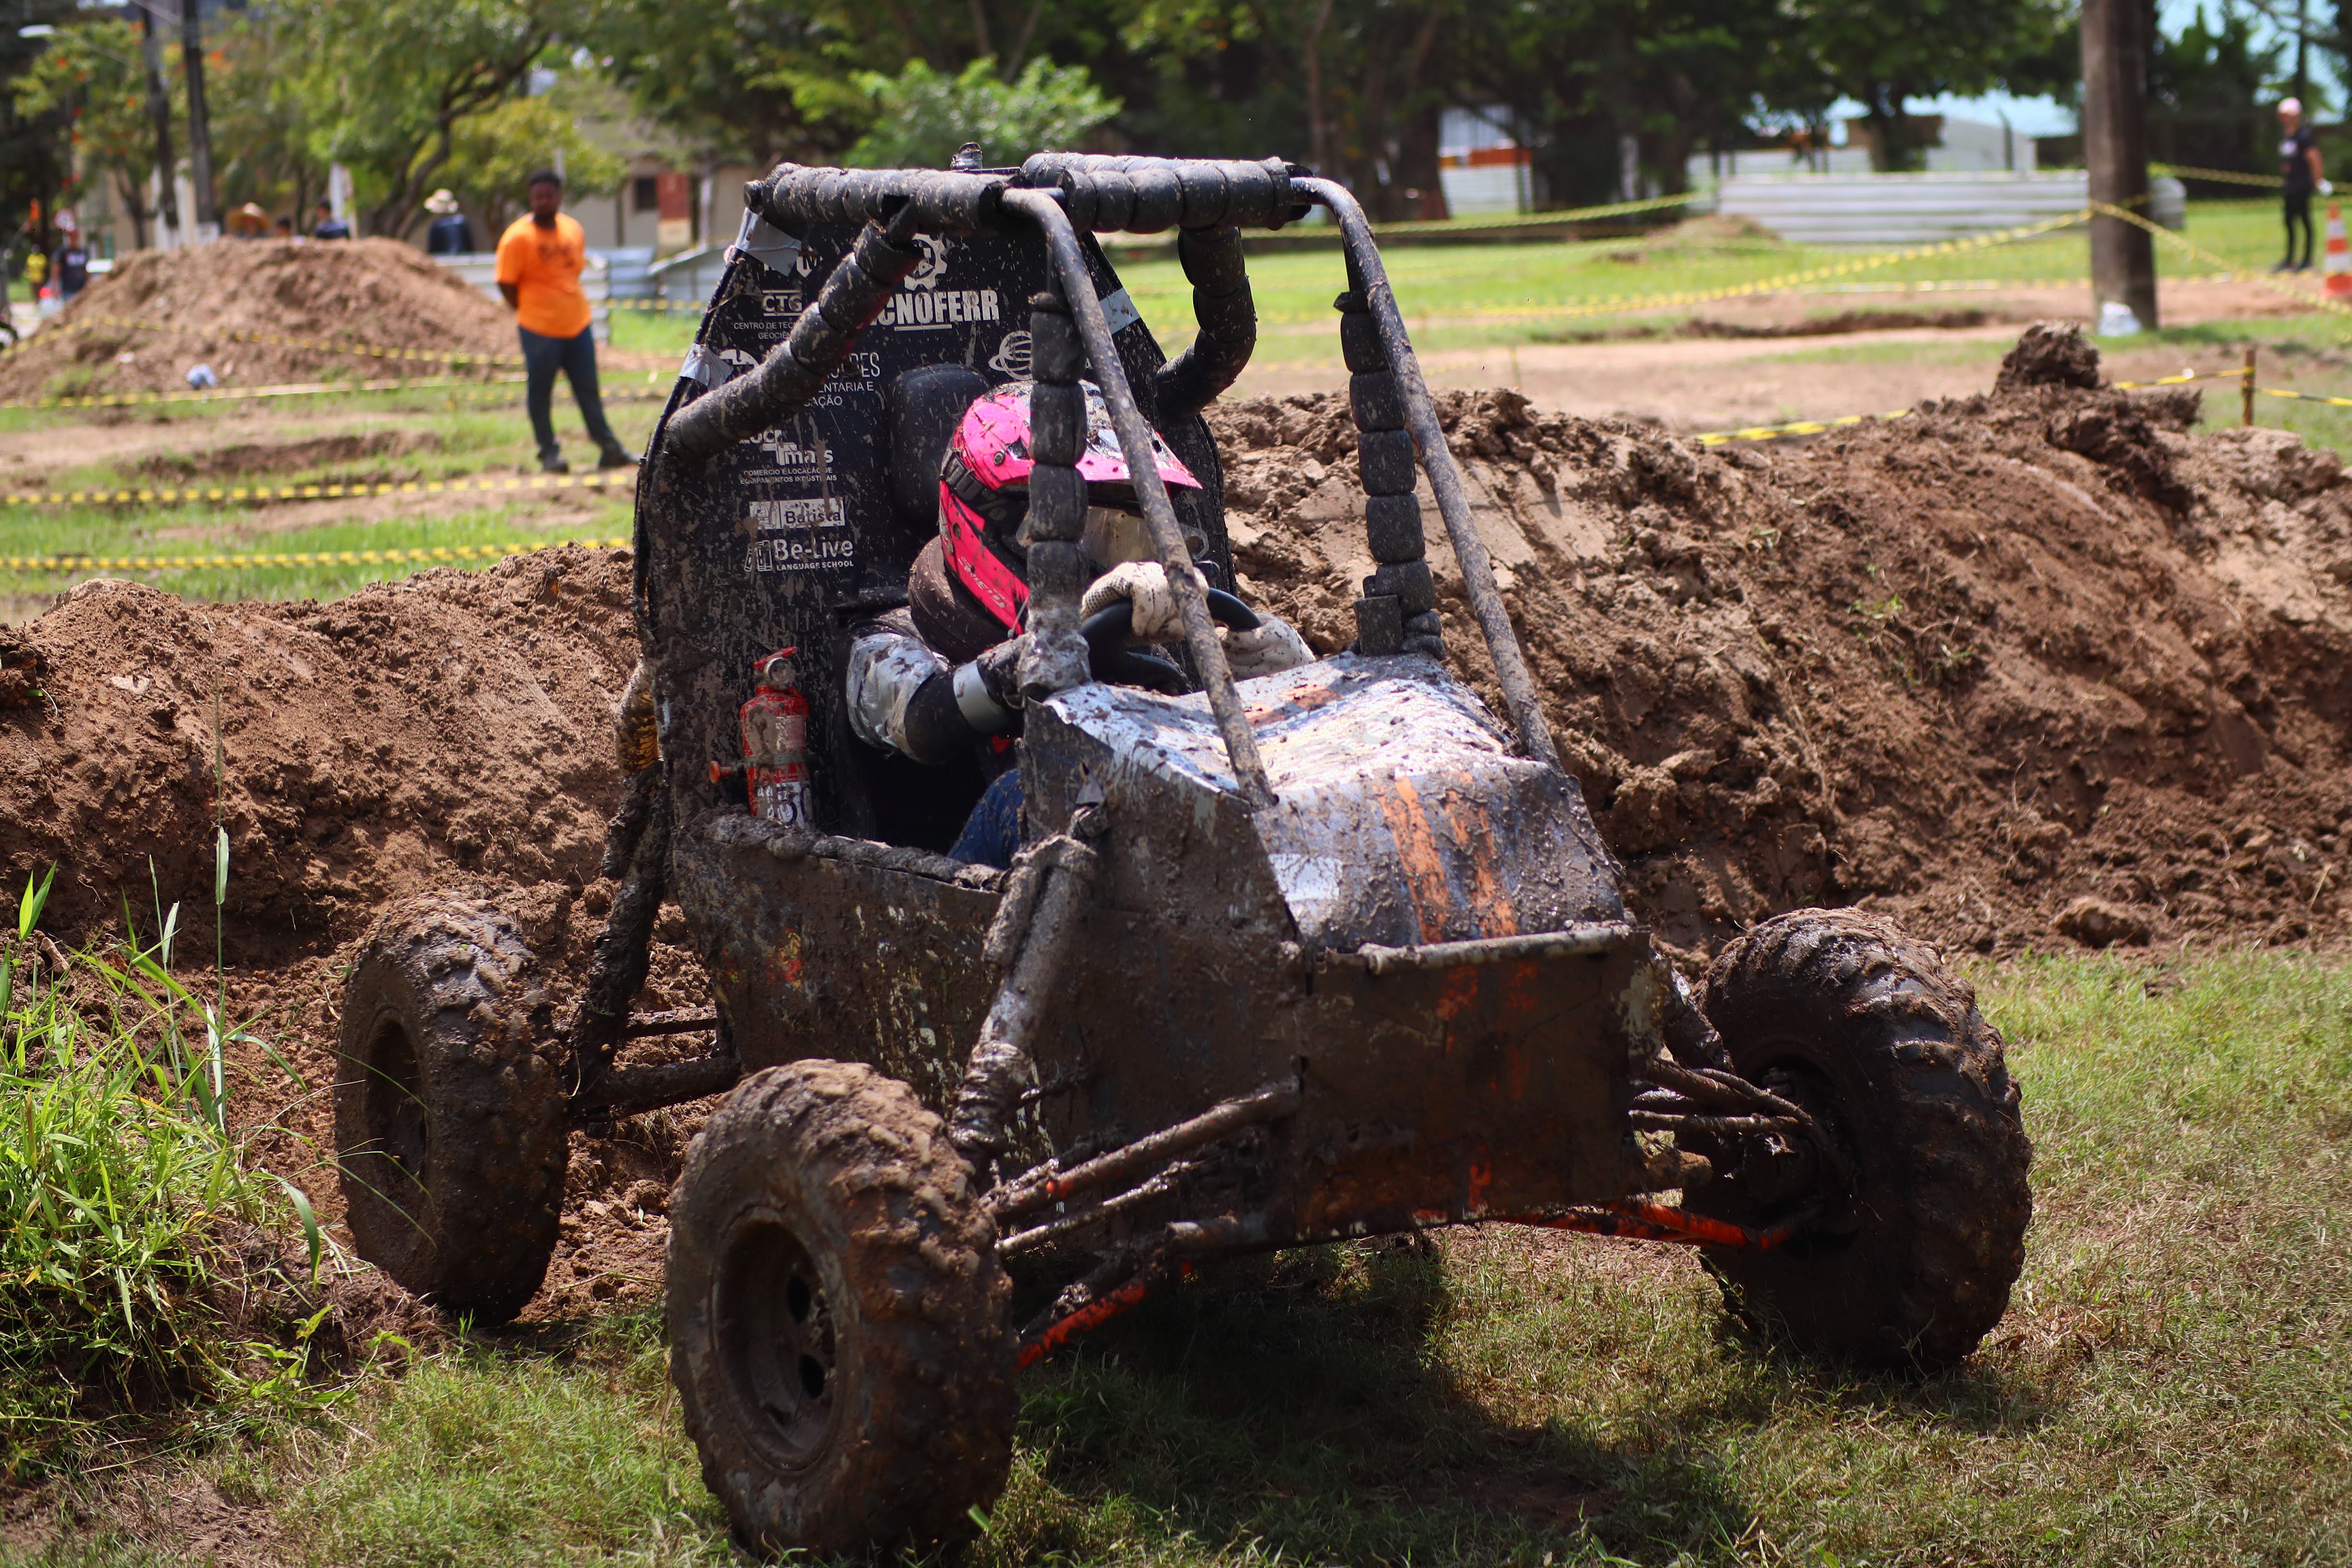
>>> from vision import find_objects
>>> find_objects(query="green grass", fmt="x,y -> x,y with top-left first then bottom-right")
1,392 -> 655,609
0,870 -> 330,1483
1104,197 -> 2349,365
30,950 -> 2334,1566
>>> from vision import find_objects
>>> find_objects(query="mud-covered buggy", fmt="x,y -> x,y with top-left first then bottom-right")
331,154 -> 2033,1556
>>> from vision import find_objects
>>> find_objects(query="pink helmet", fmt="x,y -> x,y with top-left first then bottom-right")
939,379 -> 1200,632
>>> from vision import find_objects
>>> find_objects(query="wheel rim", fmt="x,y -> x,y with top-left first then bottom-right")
717,1213 -> 842,1470
362,1012 -> 431,1211
1705,1039 -> 1867,1261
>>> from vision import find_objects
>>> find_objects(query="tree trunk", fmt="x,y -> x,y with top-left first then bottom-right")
121,169 -> 151,251
1304,0 -> 1334,175
2084,0 -> 2159,327
140,4 -> 178,241
182,0 -> 219,233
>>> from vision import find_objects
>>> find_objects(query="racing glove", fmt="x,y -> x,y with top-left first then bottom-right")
1079,560 -> 1187,643
1222,615 -> 1314,677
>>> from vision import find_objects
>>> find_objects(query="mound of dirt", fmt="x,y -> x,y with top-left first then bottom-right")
0,238 -> 513,403
4,322 -> 2349,967
0,547 -> 636,946
1211,323 -> 2352,957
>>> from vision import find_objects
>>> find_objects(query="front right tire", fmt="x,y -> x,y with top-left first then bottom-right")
1689,908 -> 2033,1366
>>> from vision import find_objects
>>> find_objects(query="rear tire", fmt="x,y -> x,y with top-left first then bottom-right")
332,892 -> 567,1324
667,1060 -> 1016,1558
1691,908 -> 2031,1366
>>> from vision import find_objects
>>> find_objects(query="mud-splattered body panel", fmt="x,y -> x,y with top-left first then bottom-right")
678,659 -> 1641,1234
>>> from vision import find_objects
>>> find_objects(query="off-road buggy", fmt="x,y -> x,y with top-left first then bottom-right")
332,153 -> 2033,1557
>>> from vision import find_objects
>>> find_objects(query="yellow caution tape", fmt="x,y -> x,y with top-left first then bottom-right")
2256,385 -> 2352,408
2152,164 -> 2284,188
1694,368 -> 2245,445
2089,201 -> 2352,318
0,538 -> 631,572
3,376 -> 674,413
1,467 -> 639,509
1258,208 -> 2100,326
5,373 -> 511,411
29,313 -> 521,367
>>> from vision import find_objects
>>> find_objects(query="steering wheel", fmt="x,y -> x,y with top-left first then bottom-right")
1079,587 -> 1259,693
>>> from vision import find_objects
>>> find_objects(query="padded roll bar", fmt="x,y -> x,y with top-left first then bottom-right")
1002,186 -> 1277,813
1295,176 -> 1562,772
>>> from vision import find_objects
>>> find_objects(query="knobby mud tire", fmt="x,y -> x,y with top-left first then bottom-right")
332,891 -> 567,1324
1693,908 -> 2032,1366
667,1060 -> 1016,1558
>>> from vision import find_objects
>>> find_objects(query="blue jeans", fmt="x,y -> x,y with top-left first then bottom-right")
950,768 -> 1024,868
518,325 -> 623,462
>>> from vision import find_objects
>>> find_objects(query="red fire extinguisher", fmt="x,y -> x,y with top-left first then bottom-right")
739,648 -> 811,827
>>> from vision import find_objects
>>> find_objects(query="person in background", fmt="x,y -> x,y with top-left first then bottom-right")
51,212 -> 89,303
274,214 -> 296,240
230,202 -> 270,238
496,169 -> 633,475
423,189 -> 475,255
313,199 -> 353,241
2278,97 -> 2330,272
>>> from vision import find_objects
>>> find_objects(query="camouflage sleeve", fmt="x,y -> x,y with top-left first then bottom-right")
846,619 -> 950,756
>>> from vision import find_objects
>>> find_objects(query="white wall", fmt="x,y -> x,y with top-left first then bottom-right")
1712,171 -> 2186,246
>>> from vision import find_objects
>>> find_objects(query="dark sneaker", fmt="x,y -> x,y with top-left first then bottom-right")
539,454 -> 570,474
597,447 -> 639,471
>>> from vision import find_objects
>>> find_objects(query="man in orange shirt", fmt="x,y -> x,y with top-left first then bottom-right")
497,170 -> 635,474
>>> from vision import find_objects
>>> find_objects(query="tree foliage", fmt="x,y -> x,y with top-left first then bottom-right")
275,0 -> 594,238
2150,4 -> 2285,174
7,0 -> 2207,249
849,55 -> 1121,168
12,20 -> 170,244
440,93 -> 627,230
1767,0 -> 2077,171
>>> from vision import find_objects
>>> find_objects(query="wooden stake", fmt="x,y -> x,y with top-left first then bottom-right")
2244,344 -> 2256,427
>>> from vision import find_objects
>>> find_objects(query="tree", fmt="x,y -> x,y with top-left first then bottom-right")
12,19 -> 169,247
204,12 -> 329,225
848,55 -> 1119,167
1118,0 -> 1471,219
2150,3 -> 2284,175
440,93 -> 625,229
590,0 -> 898,168
279,0 -> 598,238
1771,0 -> 2076,171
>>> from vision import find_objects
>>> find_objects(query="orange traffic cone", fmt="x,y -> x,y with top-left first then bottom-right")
2327,203 -> 2352,295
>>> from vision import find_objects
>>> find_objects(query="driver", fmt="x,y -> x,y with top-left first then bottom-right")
847,379 -> 1312,865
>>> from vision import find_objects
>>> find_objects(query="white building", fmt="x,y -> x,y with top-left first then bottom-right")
1438,107 -> 1533,217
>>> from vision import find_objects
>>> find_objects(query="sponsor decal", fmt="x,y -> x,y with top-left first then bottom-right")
748,496 -> 847,530
876,287 -> 1003,331
906,233 -> 952,290
755,427 -> 834,476
746,493 -> 853,574
760,289 -> 805,317
987,329 -> 1033,378
748,533 -> 855,573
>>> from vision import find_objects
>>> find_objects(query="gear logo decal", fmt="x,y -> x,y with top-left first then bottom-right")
906,234 -> 951,291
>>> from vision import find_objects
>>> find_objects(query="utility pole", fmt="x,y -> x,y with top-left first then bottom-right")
180,0 -> 217,239
2082,0 -> 2158,329
2296,0 -> 2310,105
139,0 -> 178,243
